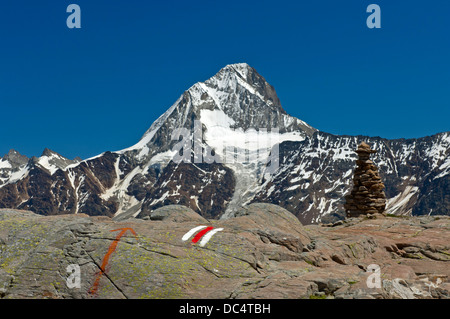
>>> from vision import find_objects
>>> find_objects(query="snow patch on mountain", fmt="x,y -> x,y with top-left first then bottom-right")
7,165 -> 30,185
0,160 -> 12,169
199,108 -> 307,218
37,156 -> 59,175
117,95 -> 184,155
386,186 -> 419,215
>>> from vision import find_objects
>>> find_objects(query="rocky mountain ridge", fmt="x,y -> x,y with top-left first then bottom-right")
255,130 -> 450,223
0,63 -> 448,224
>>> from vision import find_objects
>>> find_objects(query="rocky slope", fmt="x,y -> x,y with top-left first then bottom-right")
0,63 -> 448,224
253,131 -> 450,224
0,205 -> 448,299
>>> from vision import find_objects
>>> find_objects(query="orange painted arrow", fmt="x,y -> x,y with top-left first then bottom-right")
89,227 -> 137,295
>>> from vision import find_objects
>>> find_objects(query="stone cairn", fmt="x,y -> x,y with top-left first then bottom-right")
344,142 -> 386,218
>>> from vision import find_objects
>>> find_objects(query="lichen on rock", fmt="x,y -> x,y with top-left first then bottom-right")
0,206 -> 448,299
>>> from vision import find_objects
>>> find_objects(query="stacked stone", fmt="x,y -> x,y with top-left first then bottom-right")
344,142 -> 386,218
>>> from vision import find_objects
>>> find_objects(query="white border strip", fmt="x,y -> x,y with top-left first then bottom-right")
199,228 -> 224,247
182,226 -> 207,241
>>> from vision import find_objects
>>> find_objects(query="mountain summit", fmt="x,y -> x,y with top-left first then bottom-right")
0,64 -> 448,223
119,63 -> 316,162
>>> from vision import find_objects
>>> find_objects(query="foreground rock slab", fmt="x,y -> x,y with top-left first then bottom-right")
0,204 -> 448,299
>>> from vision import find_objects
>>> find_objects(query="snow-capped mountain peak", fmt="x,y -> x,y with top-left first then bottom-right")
0,63 -> 448,224
120,63 -> 316,154
33,149 -> 81,175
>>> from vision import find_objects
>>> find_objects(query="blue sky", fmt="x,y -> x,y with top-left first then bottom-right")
0,0 -> 449,159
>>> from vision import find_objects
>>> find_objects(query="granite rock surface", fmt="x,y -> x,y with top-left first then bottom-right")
0,204 -> 448,299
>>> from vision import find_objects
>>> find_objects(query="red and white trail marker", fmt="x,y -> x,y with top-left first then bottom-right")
182,226 -> 224,247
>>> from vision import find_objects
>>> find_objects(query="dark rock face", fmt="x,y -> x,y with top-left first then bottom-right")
344,142 -> 386,217
143,204 -> 207,223
138,161 -> 236,219
0,205 -> 448,299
